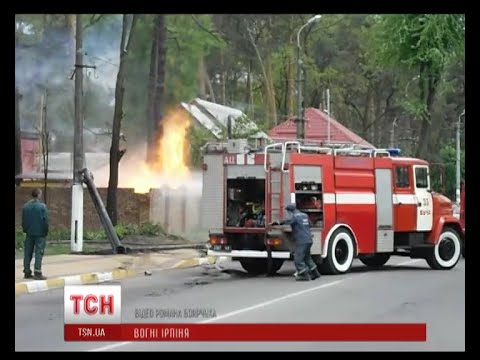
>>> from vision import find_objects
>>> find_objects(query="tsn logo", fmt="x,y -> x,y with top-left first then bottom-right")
64,285 -> 122,324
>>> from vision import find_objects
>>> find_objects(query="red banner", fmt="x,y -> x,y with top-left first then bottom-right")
65,323 -> 426,342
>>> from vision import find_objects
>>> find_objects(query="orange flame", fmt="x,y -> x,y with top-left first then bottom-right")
119,109 -> 192,193
149,110 -> 191,178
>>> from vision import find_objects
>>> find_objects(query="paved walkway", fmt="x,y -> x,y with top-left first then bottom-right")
15,248 -> 216,296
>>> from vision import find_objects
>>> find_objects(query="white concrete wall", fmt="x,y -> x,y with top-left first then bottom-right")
42,152 -> 110,172
149,186 -> 205,241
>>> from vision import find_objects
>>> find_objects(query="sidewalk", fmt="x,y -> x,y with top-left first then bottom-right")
15,248 -> 217,296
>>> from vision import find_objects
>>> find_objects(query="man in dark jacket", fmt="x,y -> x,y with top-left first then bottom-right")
271,204 -> 321,281
22,188 -> 49,280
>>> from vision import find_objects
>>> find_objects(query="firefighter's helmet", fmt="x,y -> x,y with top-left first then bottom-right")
285,204 -> 296,212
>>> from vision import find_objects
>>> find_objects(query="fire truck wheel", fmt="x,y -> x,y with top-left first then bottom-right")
426,227 -> 462,270
358,254 -> 390,268
321,228 -> 355,275
239,259 -> 284,275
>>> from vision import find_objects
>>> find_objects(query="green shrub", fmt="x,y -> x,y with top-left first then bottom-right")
48,227 -> 72,241
139,222 -> 164,236
84,230 -> 107,240
16,227 -> 25,249
15,221 -> 168,249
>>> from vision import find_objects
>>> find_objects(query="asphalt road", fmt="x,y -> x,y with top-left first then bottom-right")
15,257 -> 465,352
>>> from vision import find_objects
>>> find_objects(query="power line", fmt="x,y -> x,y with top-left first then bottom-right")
85,53 -> 119,68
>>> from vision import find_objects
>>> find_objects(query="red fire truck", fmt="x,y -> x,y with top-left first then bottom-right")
201,139 -> 464,275
460,181 -> 465,258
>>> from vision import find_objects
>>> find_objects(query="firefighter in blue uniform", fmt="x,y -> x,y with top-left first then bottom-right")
22,188 -> 49,280
271,204 -> 321,281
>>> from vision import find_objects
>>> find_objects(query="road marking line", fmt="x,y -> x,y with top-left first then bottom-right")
88,258 -> 422,351
201,280 -> 343,323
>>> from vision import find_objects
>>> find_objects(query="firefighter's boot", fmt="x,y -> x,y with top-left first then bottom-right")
295,271 -> 311,281
310,268 -> 321,280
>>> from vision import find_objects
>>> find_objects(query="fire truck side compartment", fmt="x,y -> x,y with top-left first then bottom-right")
374,168 -> 394,252
293,165 -> 322,183
334,156 -> 376,254
226,165 -> 265,227
291,165 -> 324,255
201,154 -> 224,232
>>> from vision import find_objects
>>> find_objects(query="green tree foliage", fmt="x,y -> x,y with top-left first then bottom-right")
16,14 -> 465,177
188,125 -> 215,168
373,14 -> 465,158
375,15 -> 464,71
15,14 -> 121,148
431,144 -> 465,200
165,15 -> 225,104
122,15 -> 225,145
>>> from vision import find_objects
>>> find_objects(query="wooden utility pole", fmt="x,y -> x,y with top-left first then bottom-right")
41,89 -> 49,205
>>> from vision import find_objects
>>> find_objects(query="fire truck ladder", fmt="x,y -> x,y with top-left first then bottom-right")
278,142 -> 391,173
263,143 -> 285,224
281,141 -> 335,172
333,148 -> 391,157
266,165 -> 284,224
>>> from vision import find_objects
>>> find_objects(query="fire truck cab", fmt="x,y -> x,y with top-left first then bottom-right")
201,139 -> 464,275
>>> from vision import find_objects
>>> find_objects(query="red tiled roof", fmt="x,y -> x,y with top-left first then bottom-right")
269,108 -> 374,148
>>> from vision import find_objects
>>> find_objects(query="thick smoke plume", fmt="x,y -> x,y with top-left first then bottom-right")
15,15 -> 122,146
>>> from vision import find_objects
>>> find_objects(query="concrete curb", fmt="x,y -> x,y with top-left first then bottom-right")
15,268 -> 137,296
81,244 -> 207,255
15,255 -> 219,296
172,256 -> 217,269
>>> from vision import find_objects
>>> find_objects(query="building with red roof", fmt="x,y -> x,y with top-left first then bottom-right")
269,108 -> 375,148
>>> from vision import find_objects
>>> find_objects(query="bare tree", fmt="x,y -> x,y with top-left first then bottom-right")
244,19 -> 277,127
146,15 -> 167,165
106,14 -> 137,225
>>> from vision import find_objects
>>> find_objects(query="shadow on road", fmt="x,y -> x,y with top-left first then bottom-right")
216,264 -> 434,279
192,259 -> 457,285
348,264 -> 431,274
219,263 -> 433,278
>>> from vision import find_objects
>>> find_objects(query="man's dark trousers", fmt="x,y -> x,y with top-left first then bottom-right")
294,242 -> 317,274
24,236 -> 46,276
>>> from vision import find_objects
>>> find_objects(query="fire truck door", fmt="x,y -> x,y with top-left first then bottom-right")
375,169 -> 394,252
414,165 -> 433,231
